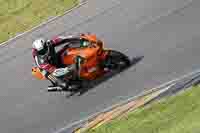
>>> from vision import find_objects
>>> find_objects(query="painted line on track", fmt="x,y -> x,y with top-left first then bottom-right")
73,71 -> 200,132
0,0 -> 88,47
55,68 -> 200,133
56,2 -> 197,131
73,84 -> 176,133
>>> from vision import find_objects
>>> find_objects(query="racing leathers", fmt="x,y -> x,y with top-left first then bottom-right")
32,35 -> 85,88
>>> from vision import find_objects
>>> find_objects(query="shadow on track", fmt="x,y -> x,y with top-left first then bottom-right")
64,55 -> 144,98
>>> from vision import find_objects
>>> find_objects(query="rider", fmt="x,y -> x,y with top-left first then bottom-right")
32,34 -> 93,89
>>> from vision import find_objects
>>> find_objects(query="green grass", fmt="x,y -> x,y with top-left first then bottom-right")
0,0 -> 79,43
86,86 -> 200,133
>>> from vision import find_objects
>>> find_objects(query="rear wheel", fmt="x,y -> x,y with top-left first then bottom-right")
103,50 -> 131,71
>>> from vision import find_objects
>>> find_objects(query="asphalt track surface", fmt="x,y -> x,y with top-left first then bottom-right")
0,0 -> 200,132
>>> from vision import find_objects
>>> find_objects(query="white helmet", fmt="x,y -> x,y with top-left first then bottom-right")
32,38 -> 48,55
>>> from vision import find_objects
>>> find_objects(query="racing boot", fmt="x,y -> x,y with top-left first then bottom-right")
68,85 -> 78,91
47,86 -> 62,92
47,74 -> 68,91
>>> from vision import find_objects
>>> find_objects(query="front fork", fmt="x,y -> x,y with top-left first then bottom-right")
75,55 -> 85,80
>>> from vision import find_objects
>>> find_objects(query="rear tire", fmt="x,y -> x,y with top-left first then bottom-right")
103,50 -> 131,71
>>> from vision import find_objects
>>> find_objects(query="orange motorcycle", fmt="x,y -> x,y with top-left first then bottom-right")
32,34 -> 131,92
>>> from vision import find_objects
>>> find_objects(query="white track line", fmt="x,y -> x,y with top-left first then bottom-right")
54,0 -> 196,132
0,1 -> 87,47
55,69 -> 200,133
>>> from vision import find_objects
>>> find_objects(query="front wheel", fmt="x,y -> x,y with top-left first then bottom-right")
103,50 -> 131,71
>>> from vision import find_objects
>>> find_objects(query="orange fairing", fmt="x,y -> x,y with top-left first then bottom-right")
80,34 -> 97,43
61,36 -> 108,80
32,67 -> 46,80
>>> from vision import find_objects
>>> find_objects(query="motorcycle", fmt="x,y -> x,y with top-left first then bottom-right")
31,34 -> 131,93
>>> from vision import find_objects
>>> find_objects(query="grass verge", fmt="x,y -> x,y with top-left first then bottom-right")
86,85 -> 200,133
0,0 -> 79,43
